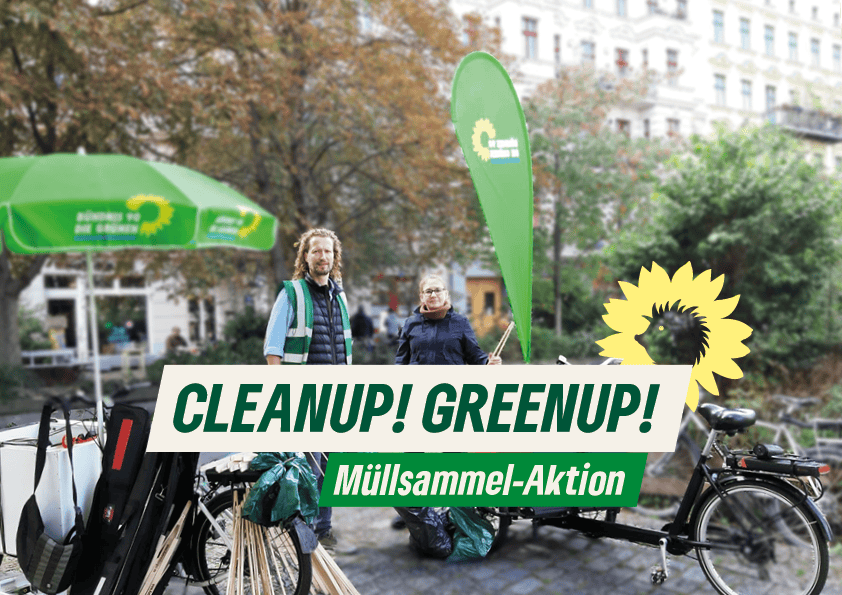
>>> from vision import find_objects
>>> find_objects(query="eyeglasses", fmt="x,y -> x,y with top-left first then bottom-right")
422,288 -> 447,296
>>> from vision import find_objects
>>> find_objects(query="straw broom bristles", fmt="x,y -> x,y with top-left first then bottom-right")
309,544 -> 360,595
224,488 -> 360,595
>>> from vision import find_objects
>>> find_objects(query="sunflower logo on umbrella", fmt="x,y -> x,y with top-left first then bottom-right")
126,194 -> 174,237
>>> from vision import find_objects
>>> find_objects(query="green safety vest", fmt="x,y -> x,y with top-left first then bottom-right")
282,279 -> 352,364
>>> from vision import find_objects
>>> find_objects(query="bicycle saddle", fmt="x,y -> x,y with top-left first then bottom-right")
698,403 -> 756,433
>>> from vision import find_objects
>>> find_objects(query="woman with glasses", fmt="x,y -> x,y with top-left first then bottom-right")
395,273 -> 501,366
392,273 -> 501,553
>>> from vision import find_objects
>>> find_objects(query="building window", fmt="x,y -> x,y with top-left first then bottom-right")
741,80 -> 752,110
766,85 -> 777,122
834,45 -> 841,72
617,0 -> 627,17
789,0 -> 795,13
581,40 -> 595,66
554,34 -> 561,65
647,0 -> 658,14
713,11 -> 724,44
584,0 -> 593,8
811,38 -> 820,68
676,0 -> 687,19
764,25 -> 774,57
495,16 -> 501,29
836,156 -> 842,172
643,118 -> 650,139
667,118 -> 680,136
461,16 -> 476,46
814,153 -> 823,168
616,48 -> 629,76
617,119 -> 631,136
523,18 -> 537,60
642,48 -> 648,69
789,33 -> 798,61
715,74 -> 726,106
836,13 -> 840,27
666,49 -> 678,85
812,6 -> 818,20
740,18 -> 750,50
790,89 -> 799,105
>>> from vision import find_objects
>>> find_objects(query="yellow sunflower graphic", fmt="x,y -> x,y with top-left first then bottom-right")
126,194 -> 174,237
596,262 -> 752,410
472,118 -> 495,162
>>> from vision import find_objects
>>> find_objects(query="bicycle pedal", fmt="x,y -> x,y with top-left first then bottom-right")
651,567 -> 667,585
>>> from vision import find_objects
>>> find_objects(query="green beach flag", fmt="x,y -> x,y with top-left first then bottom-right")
451,52 -> 533,362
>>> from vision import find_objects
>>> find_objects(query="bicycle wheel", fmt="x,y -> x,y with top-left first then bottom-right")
190,490 -> 312,595
805,447 -> 842,536
691,479 -> 829,595
635,433 -> 702,517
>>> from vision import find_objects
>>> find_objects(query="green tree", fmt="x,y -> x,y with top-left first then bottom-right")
525,67 -> 667,335
608,125 -> 842,370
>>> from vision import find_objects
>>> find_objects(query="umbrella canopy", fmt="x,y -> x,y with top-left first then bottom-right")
1,153 -> 278,439
1,154 -> 276,253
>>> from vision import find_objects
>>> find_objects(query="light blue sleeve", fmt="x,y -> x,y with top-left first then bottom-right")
264,288 -> 294,357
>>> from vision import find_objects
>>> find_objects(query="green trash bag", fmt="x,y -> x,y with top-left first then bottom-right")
242,452 -> 319,526
446,507 -> 495,563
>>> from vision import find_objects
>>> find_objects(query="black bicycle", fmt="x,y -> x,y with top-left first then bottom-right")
186,466 -> 313,595
478,402 -> 834,595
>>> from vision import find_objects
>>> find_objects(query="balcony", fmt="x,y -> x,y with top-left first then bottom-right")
769,105 -> 842,142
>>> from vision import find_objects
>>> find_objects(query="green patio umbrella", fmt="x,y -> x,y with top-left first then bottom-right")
1,153 -> 278,438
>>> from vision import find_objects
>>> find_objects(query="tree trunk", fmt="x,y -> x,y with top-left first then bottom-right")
553,198 -> 563,337
0,236 -> 49,365
0,291 -> 21,366
268,229 -> 289,300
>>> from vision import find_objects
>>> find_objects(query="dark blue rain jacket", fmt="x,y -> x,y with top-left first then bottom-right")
394,307 -> 488,365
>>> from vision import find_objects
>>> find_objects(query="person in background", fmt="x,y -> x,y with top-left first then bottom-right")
165,326 -> 188,354
350,305 -> 374,352
263,227 -> 352,552
385,306 -> 400,345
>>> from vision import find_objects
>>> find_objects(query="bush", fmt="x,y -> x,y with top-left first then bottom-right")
19,307 -> 51,351
147,338 -> 266,384
478,324 -> 603,364
223,307 -> 270,350
0,364 -> 43,402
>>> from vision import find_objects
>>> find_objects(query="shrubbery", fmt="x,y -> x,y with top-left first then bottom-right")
0,364 -> 43,403
478,324 -> 603,364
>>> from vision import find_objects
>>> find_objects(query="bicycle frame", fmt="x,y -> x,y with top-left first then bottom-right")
499,425 -> 833,554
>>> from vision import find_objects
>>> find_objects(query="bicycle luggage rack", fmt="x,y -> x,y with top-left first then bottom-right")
725,450 -> 829,477
203,468 -> 264,486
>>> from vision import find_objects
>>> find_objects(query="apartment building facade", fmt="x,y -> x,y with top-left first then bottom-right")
450,0 -> 842,167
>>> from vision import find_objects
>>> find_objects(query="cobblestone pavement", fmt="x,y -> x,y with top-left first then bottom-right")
326,507 -> 842,595
2,505 -> 839,594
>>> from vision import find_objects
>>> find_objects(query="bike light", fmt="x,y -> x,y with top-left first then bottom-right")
818,464 -> 831,475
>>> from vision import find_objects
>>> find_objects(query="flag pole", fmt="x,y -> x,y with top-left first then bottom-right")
86,250 -> 104,442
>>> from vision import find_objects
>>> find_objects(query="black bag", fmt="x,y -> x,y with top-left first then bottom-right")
16,399 -> 86,595
72,404 -> 152,595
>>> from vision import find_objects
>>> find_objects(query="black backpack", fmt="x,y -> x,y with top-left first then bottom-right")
73,402 -> 198,595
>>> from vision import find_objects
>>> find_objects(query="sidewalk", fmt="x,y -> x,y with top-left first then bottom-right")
2,505 -> 839,594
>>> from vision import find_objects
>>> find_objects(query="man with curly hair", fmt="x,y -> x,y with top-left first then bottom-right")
264,228 -> 352,550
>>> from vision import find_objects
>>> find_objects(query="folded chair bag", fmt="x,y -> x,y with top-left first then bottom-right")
16,399 -> 85,595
